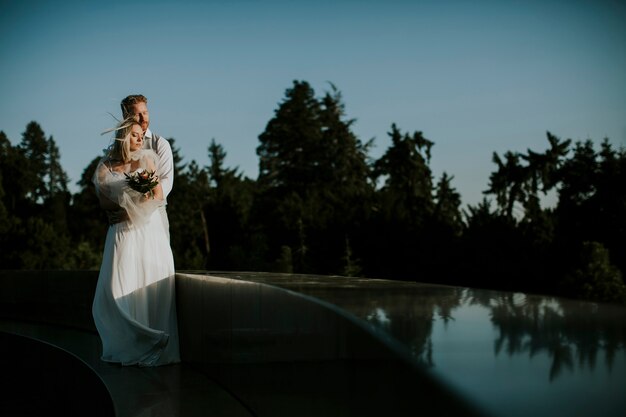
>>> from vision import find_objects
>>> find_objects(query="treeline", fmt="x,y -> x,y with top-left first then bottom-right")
1,80 -> 625,303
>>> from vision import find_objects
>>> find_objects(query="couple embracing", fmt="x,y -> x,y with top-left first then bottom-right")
91,94 -> 179,366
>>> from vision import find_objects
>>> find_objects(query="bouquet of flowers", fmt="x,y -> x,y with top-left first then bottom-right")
125,169 -> 159,198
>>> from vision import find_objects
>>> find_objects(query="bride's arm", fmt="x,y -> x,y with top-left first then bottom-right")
94,162 -> 129,223
94,163 -> 118,209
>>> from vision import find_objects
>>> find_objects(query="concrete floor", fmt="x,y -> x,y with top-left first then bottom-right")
0,320 -> 253,417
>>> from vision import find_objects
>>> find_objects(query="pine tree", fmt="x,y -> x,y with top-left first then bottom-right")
18,122 -> 49,204
486,132 -> 570,220
167,139 -> 210,269
0,123 -> 76,268
257,80 -> 324,193
434,172 -> 462,235
42,135 -> 71,235
204,139 -> 256,269
46,136 -> 69,198
0,131 -> 30,213
68,155 -> 108,267
374,123 -> 434,227
255,80 -> 373,273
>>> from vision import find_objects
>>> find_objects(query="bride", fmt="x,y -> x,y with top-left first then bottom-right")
92,117 -> 180,366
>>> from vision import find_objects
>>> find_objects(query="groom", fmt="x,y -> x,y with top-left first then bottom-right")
119,94 -> 174,239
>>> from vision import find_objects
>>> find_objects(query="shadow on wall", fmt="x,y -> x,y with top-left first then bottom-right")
176,273 -> 486,417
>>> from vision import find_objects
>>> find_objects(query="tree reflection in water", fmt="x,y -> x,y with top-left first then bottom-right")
357,286 -> 625,382
207,273 -> 626,416
483,291 -> 626,381
356,285 -> 467,368
206,272 -> 625,385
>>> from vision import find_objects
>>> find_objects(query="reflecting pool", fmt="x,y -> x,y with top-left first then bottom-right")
207,272 -> 626,417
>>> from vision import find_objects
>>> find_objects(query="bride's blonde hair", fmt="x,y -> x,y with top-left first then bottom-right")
102,117 -> 142,163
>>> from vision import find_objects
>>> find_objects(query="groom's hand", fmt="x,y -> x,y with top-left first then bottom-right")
106,209 -> 129,225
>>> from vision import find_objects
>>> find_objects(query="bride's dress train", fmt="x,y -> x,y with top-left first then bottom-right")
92,150 -> 180,366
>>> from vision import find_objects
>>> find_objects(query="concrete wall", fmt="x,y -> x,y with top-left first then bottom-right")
0,270 -> 98,332
175,273 -> 483,417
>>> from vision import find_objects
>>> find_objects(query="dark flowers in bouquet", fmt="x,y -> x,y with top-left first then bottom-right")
125,169 -> 159,198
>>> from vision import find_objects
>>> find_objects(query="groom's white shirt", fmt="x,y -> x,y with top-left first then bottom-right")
143,128 -> 173,241
144,128 -> 174,200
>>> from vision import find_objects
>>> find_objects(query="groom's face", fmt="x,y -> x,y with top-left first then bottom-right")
129,102 -> 150,134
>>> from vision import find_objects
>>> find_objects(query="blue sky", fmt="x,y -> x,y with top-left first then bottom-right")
1,0 -> 624,208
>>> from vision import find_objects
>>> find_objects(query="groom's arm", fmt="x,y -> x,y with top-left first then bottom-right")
155,137 -> 174,199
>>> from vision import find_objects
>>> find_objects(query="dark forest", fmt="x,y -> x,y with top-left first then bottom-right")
1,81 -> 624,304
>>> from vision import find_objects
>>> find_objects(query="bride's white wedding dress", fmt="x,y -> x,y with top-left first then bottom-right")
92,149 -> 180,366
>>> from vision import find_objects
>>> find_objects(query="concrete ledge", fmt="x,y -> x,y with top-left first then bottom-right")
176,273 -> 392,364
176,272 -> 484,417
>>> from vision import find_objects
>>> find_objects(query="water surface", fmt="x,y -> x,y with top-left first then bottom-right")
208,272 -> 626,417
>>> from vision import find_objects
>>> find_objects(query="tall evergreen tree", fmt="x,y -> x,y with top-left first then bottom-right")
255,80 -> 372,274
68,154 -> 108,268
42,135 -> 71,235
555,139 -> 626,285
258,81 -> 324,193
0,131 -> 33,215
18,122 -> 49,204
46,136 -> 69,198
366,124 -> 437,279
373,124 -> 434,226
0,136 -> 11,237
0,123 -> 75,268
318,84 -> 373,200
486,132 -> 570,221
167,139 -> 210,269
433,172 -> 462,234
204,139 -> 255,270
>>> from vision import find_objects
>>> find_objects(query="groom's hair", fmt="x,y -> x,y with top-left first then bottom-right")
121,94 -> 148,118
